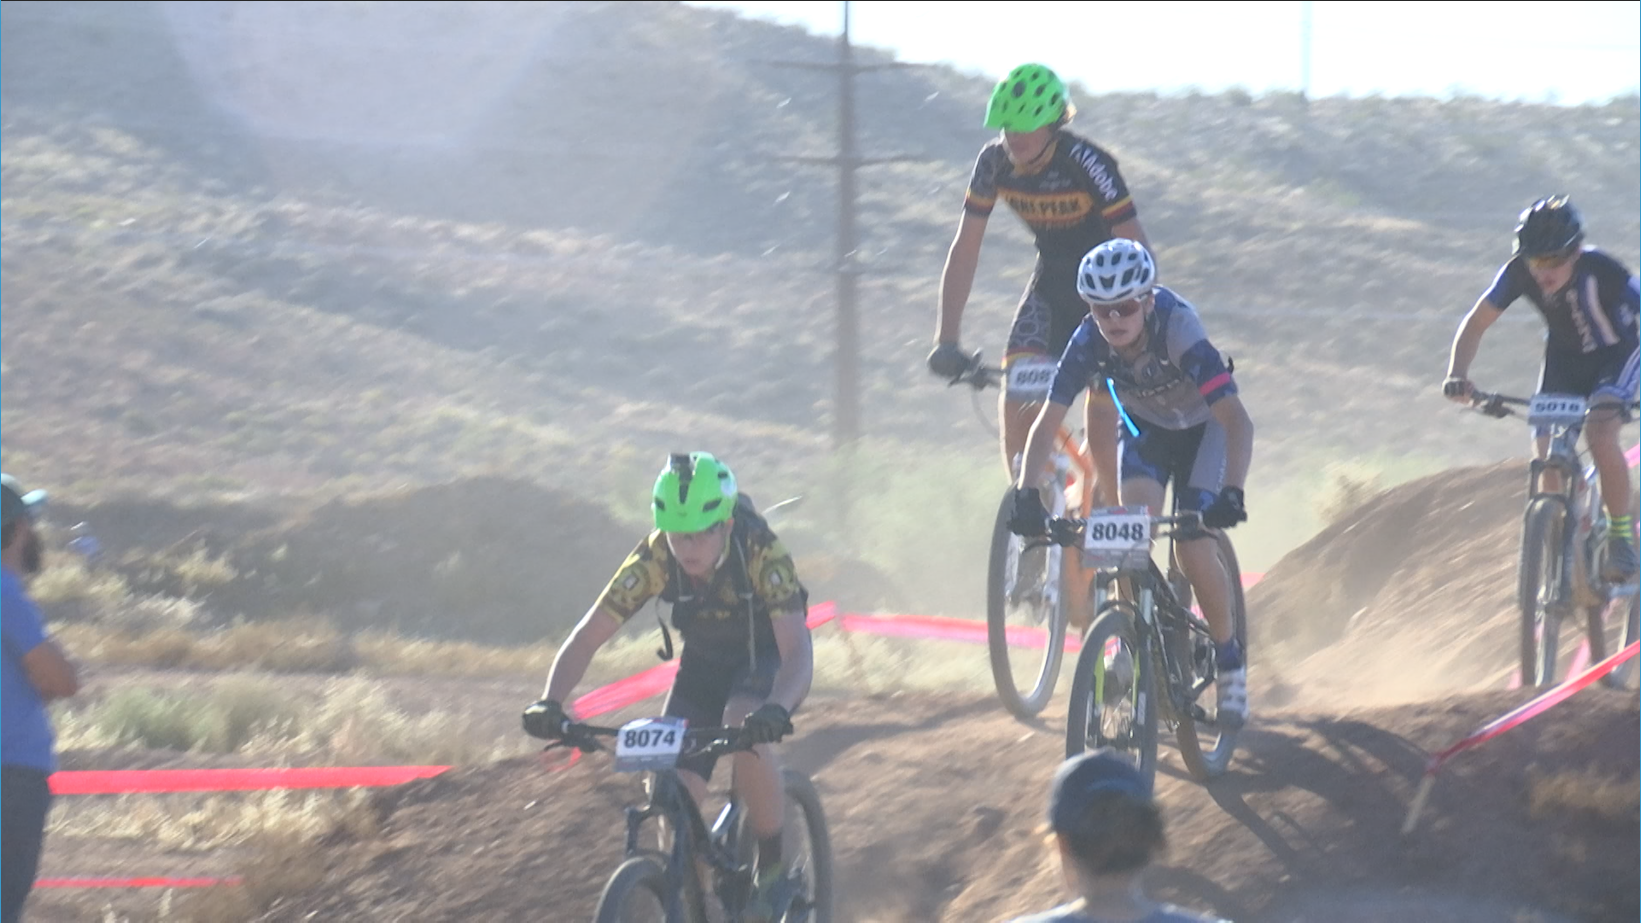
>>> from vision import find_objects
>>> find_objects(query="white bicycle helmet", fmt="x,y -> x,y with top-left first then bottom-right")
1077,239 -> 1157,304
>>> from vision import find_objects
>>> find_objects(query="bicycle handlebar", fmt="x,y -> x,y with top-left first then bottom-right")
1028,510 -> 1207,551
945,352 -> 1003,391
546,722 -> 771,761
1468,389 -> 1641,422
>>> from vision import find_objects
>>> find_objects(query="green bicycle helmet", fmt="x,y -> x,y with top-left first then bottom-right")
652,452 -> 738,533
984,64 -> 1069,132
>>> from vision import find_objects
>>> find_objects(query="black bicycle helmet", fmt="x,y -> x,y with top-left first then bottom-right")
1514,195 -> 1584,257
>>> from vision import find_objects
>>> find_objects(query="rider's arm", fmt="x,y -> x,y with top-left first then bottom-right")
936,211 -> 988,344
1084,390 -> 1122,506
1108,216 -> 1150,253
765,605 -> 813,714
1209,393 -> 1254,491
1445,297 -> 1505,380
1016,399 -> 1071,491
541,606 -> 623,703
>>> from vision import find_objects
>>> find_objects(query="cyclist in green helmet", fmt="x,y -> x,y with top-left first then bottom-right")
524,451 -> 814,922
928,63 -> 1152,484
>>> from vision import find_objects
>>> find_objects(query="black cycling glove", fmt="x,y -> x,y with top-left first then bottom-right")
522,698 -> 569,740
743,703 -> 794,745
927,342 -> 972,381
1201,487 -> 1247,530
1007,487 -> 1049,537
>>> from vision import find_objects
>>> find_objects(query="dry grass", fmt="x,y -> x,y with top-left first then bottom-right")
1527,767 -> 1640,825
56,617 -> 358,673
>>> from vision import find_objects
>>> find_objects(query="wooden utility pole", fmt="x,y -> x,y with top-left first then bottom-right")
762,1 -> 922,449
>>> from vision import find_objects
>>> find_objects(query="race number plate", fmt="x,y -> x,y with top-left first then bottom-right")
1006,358 -> 1057,402
613,716 -> 687,773
1082,506 -> 1151,570
1527,393 -> 1587,428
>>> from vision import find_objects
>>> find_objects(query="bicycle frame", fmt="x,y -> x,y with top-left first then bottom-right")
1474,391 -> 1632,607
1055,511 -> 1219,725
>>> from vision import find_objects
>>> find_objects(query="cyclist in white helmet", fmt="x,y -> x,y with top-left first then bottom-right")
1007,239 -> 1255,727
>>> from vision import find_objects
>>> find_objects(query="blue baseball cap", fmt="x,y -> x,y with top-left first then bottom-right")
1048,748 -> 1149,835
1,474 -> 47,527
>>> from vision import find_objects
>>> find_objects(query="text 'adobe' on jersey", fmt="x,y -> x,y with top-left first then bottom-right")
964,131 -> 1138,266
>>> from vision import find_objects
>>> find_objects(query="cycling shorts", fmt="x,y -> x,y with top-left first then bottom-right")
1119,418 -> 1227,529
1538,342 -> 1640,403
1005,264 -> 1086,369
663,645 -> 783,781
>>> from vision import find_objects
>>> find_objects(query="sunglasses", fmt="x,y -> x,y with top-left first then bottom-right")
1089,295 -> 1150,320
1526,250 -> 1576,270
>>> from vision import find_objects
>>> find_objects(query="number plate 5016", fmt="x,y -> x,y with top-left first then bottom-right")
1527,393 -> 1586,427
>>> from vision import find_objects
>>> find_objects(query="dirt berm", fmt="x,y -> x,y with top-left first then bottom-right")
228,688 -> 1635,923
1247,460 -> 1587,708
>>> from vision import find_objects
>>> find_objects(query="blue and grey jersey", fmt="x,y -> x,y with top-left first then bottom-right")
1484,247 -> 1640,354
1047,286 -> 1236,430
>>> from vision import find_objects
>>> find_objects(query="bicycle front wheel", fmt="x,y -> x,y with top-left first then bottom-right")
1595,593 -> 1639,690
1066,603 -> 1158,793
1518,498 -> 1569,687
987,485 -> 1069,719
593,856 -> 672,923
1174,530 -> 1248,782
777,770 -> 833,923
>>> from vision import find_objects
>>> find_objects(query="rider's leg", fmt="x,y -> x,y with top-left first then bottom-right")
724,694 -> 786,881
1002,394 -> 1044,482
1587,401 -> 1635,522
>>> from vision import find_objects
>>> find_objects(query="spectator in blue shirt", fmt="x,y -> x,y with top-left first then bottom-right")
2,474 -> 79,923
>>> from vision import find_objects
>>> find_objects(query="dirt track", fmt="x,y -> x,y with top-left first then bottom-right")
30,461 -> 1641,922
208,688 -> 1637,923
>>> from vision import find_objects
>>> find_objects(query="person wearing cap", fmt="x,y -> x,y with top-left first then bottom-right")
2,474 -> 80,923
1005,750 -> 1230,923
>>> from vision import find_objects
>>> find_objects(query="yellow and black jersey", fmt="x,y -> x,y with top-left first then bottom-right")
964,130 -> 1137,266
594,496 -> 806,659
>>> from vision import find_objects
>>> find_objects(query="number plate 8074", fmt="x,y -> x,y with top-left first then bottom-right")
613,716 -> 687,773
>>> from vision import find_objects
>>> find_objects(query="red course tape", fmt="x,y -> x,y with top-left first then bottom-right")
50,765 -> 451,796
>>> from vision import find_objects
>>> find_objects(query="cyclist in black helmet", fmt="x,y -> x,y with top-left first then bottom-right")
1443,195 -> 1640,579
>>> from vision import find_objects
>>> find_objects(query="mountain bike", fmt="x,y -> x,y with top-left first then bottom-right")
1468,390 -> 1641,689
1037,505 -> 1247,791
547,718 -> 833,923
948,352 -> 1098,719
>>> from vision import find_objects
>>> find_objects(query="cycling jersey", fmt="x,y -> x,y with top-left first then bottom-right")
1046,286 -> 1236,430
595,494 -> 806,666
1006,900 -> 1229,923
1484,248 -> 1640,354
964,130 -> 1140,364
964,130 -> 1138,265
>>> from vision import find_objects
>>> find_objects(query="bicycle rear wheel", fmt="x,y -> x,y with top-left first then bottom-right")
1518,498 -> 1569,687
593,856 -> 673,923
987,484 -> 1069,719
1175,531 -> 1247,782
1066,603 -> 1158,793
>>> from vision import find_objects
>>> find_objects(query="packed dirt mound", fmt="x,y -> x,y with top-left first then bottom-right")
243,689 -> 1635,923
1247,461 -> 1549,707
54,479 -> 900,645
